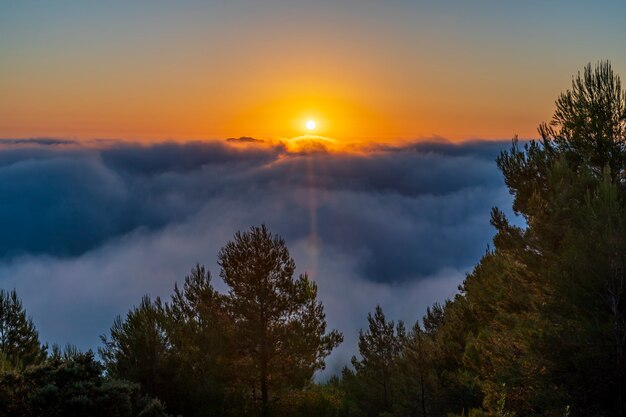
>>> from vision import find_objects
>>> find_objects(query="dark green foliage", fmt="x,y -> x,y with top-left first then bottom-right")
339,61 -> 626,417
0,351 -> 169,417
100,265 -> 233,417
102,227 -> 342,417
390,321 -> 431,417
218,224 -> 343,416
458,61 -> 626,416
162,264 -> 235,416
0,289 -> 46,370
349,305 -> 405,417
481,61 -> 625,416
280,383 -> 346,417
393,302 -> 481,417
100,296 -> 172,399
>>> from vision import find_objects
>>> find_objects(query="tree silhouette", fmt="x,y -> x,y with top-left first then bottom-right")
100,295 -> 172,399
350,305 -> 405,416
0,289 -> 46,369
218,225 -> 342,417
100,266 -> 233,417
0,350 -> 170,417
460,60 -> 626,416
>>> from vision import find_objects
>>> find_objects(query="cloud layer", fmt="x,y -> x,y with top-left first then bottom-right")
0,138 -> 518,374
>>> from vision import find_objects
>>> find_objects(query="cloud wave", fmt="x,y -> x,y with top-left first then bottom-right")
0,137 -> 518,374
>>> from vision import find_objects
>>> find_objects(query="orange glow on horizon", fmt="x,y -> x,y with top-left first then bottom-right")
0,52 -> 553,143
3,2 -> 623,143
0,44 -> 553,143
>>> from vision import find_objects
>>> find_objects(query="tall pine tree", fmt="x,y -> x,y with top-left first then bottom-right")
218,225 -> 342,417
0,289 -> 46,369
350,305 -> 405,417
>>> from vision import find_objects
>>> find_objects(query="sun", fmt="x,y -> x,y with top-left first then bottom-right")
305,120 -> 316,131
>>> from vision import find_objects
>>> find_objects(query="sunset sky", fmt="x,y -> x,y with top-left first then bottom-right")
2,0 -> 625,142
1,1 -> 625,369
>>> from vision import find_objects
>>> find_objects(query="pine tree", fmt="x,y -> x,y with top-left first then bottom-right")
463,61 -> 626,416
164,264 -> 234,416
350,305 -> 405,416
0,289 -> 46,369
218,225 -> 342,417
100,266 -> 235,417
99,295 -> 173,401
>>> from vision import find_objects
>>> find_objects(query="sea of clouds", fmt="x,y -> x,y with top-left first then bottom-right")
0,137 -> 520,375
